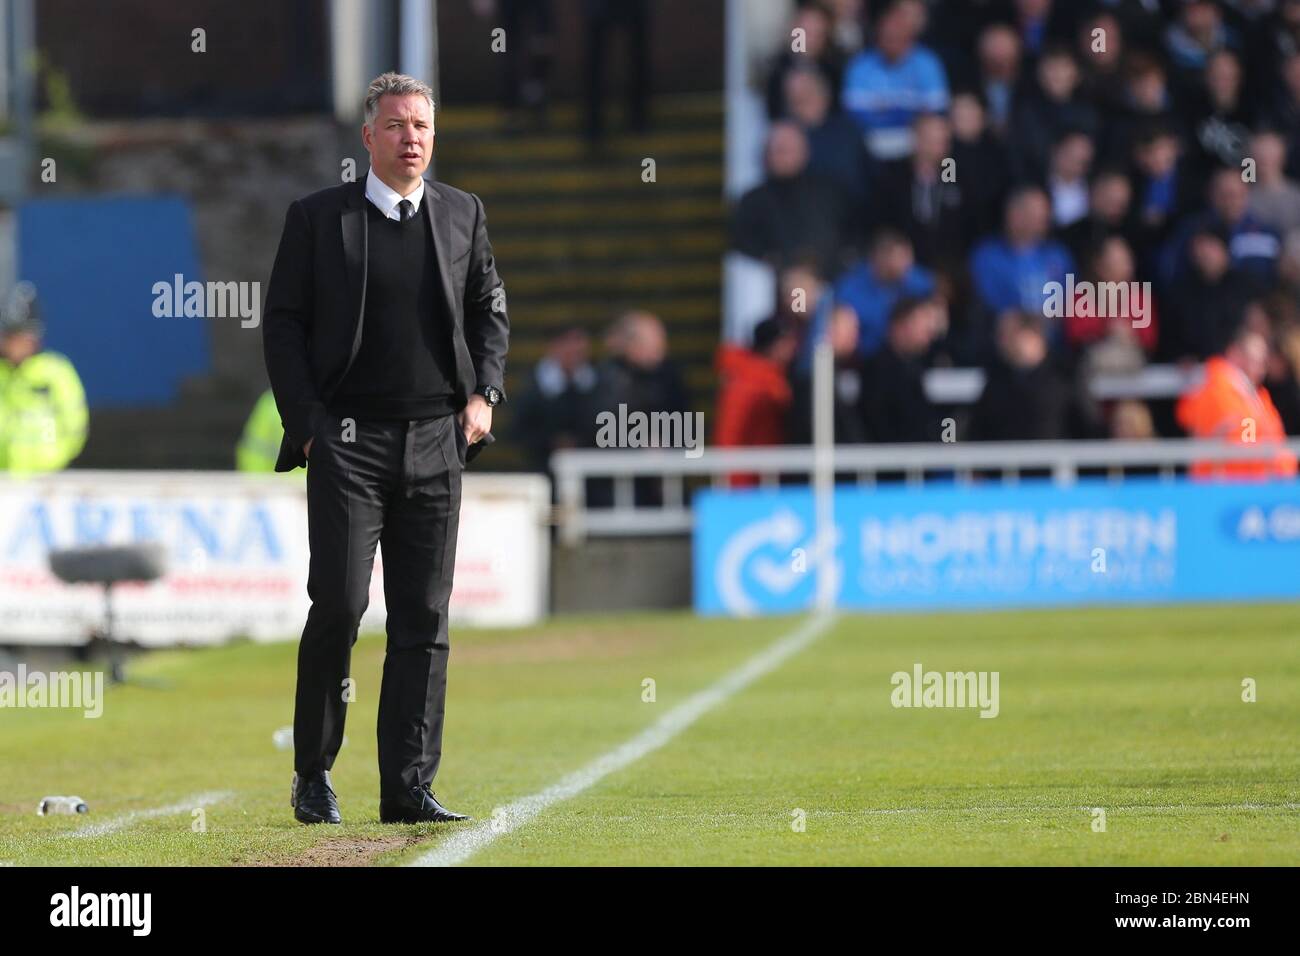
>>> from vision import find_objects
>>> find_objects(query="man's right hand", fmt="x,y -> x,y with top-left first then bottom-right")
303,438 -> 313,458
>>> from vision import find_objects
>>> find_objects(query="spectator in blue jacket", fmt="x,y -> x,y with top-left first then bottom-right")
1159,165 -> 1281,295
842,0 -> 950,161
969,186 -> 1076,320
799,229 -> 935,371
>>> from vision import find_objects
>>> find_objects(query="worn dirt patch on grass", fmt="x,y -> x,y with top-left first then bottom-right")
246,835 -> 425,867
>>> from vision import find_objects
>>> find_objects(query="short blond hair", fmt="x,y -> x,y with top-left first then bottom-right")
364,73 -> 435,128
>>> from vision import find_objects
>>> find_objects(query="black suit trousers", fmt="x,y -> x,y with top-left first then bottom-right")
293,410 -> 467,797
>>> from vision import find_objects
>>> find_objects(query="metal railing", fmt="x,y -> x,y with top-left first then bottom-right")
923,363 -> 1203,403
551,438 -> 1300,544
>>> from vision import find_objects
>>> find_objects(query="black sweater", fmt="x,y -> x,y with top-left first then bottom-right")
330,200 -> 457,420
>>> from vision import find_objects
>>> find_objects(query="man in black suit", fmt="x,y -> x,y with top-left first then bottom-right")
263,72 -> 509,825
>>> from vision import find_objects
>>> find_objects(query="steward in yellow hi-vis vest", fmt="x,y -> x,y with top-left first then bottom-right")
237,387 -> 292,473
0,287 -> 88,475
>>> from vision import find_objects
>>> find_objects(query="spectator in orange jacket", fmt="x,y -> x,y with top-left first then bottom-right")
1176,327 -> 1298,480
714,317 -> 797,487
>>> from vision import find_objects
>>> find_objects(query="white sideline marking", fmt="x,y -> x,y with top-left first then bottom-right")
409,613 -> 838,867
68,790 -> 234,838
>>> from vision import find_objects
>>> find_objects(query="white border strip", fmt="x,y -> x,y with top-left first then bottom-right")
408,613 -> 838,867
856,802 -> 1300,816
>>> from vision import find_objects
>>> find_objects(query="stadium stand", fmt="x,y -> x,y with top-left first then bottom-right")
719,0 -> 1300,453
433,95 -> 726,468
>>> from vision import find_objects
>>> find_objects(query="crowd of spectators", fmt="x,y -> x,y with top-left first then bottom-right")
513,311 -> 693,499
724,0 -> 1300,453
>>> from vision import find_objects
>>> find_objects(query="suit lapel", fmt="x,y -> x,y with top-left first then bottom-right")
423,180 -> 460,327
340,180 -> 368,376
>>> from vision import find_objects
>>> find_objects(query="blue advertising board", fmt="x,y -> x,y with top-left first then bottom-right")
18,196 -> 210,406
693,478 -> 1300,615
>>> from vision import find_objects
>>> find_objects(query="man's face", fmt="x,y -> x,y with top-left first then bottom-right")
877,8 -> 914,61
1205,52 -> 1241,103
363,93 -> 434,188
1137,135 -> 1178,175
0,331 -> 39,365
1095,238 -> 1134,282
1191,234 -> 1230,279
872,241 -> 913,283
1007,192 -> 1049,244
1038,55 -> 1078,101
1092,175 -> 1131,221
785,70 -> 828,126
1081,15 -> 1121,66
913,115 -> 951,163
1009,326 -> 1046,367
1251,133 -> 1285,180
1231,333 -> 1269,385
624,315 -> 667,368
1184,1 -> 1220,39
780,266 -> 823,318
552,330 -> 590,373
768,330 -> 799,368
1286,55 -> 1300,100
829,305 -> 859,357
794,8 -> 829,54
892,308 -> 934,356
1052,135 -> 1093,181
949,94 -> 984,140
979,27 -> 1020,78
1211,172 -> 1249,224
1129,70 -> 1166,110
766,123 -> 808,178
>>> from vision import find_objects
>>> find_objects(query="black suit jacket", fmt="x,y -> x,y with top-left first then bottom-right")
262,176 -> 509,471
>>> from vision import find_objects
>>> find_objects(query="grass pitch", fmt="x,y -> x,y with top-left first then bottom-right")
1,603 -> 1297,866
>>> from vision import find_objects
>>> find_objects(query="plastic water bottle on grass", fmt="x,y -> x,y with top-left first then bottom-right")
38,796 -> 88,815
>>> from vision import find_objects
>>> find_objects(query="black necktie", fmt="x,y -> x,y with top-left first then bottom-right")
399,199 -> 415,222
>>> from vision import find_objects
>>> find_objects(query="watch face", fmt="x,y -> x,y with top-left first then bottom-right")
483,386 -> 501,406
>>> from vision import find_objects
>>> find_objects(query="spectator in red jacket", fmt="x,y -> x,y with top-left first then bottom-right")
714,317 -> 798,487
1066,235 -> 1159,355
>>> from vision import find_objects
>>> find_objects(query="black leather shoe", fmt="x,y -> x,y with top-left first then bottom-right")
291,770 -> 342,825
379,783 -> 471,824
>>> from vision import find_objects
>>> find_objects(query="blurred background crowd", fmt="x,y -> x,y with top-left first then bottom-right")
707,0 -> 1300,456
510,0 -> 1300,480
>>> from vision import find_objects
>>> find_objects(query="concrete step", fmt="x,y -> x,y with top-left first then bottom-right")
435,94 -> 723,136
496,296 -> 719,327
493,230 -> 723,262
455,163 -> 721,196
479,197 -> 723,229
444,128 -> 723,165
499,262 -> 719,296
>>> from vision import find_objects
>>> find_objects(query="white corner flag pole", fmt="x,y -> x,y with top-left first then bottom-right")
811,304 -> 835,613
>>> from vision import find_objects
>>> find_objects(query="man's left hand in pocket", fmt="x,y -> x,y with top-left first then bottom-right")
459,394 -> 492,445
